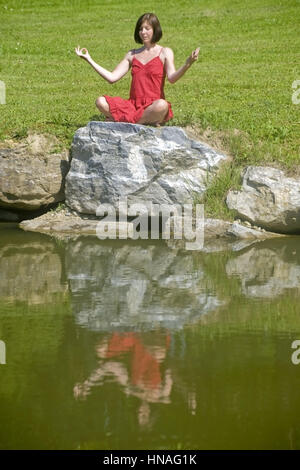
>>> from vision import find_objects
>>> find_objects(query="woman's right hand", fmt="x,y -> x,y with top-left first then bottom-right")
75,45 -> 91,61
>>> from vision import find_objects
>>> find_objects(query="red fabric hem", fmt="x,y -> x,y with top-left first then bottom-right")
164,101 -> 174,122
104,95 -> 173,124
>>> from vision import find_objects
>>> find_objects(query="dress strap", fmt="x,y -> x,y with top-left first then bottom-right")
159,47 -> 164,57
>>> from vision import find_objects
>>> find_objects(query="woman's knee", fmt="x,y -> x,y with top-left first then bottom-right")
153,99 -> 169,114
95,96 -> 108,111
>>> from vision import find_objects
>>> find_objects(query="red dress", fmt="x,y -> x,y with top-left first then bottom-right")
104,47 -> 173,124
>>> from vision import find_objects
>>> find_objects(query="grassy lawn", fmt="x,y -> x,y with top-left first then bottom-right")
1,0 -> 299,216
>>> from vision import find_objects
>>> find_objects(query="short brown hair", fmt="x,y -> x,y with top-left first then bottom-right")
134,13 -> 163,44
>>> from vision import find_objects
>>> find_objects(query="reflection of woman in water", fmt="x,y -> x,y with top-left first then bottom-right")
105,332 -> 170,390
73,332 -> 172,427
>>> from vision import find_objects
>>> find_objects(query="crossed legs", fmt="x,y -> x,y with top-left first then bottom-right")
95,96 -> 169,125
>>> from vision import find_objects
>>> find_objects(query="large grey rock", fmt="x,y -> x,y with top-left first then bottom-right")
0,133 -> 69,211
226,166 -> 300,234
65,122 -> 229,215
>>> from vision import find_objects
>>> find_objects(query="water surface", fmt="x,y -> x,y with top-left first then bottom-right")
0,223 -> 300,449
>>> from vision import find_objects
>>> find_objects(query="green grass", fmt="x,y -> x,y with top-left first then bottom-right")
0,0 -> 299,216
195,162 -> 240,220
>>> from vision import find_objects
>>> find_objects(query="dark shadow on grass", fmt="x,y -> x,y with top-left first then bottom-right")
89,114 -> 104,122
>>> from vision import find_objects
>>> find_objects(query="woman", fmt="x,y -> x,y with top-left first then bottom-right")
75,12 -> 199,126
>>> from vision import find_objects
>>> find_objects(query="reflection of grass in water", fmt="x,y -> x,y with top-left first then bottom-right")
191,294 -> 300,336
0,295 -> 71,394
0,291 -> 70,313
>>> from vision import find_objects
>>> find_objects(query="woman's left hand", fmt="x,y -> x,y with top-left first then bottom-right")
186,47 -> 200,66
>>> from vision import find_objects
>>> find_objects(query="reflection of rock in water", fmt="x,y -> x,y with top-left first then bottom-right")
0,240 -> 67,304
66,240 -> 223,331
226,242 -> 300,298
127,280 -> 148,316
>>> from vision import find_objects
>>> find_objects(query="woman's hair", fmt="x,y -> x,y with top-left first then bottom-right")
134,13 -> 163,44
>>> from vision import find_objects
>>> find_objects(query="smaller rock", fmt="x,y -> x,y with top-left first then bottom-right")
226,221 -> 284,240
226,166 -> 300,234
0,133 -> 69,211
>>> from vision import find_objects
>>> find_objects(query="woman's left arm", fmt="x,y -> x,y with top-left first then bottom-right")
164,47 -> 200,84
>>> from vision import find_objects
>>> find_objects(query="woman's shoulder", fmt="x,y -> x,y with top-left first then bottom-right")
161,46 -> 173,54
160,46 -> 174,59
123,49 -> 135,66
125,47 -> 142,64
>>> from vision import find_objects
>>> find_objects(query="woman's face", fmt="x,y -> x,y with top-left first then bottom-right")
139,21 -> 154,44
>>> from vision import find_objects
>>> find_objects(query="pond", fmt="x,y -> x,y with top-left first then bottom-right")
0,222 -> 300,450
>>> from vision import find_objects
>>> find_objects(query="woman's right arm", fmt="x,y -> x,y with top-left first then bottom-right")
75,46 -> 131,84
